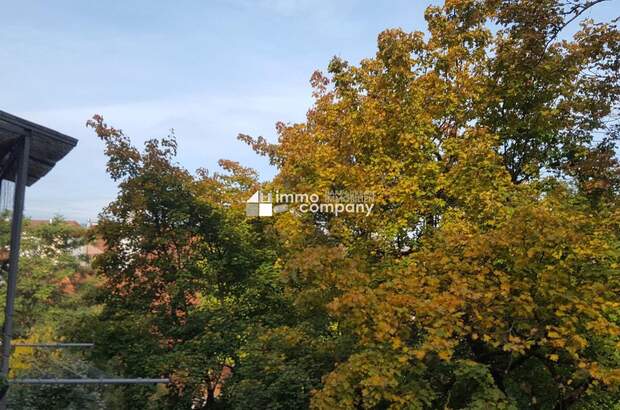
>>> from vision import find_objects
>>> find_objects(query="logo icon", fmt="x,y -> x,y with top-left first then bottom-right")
245,191 -> 272,217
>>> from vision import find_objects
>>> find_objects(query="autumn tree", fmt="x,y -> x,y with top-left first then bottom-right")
80,1 -> 620,409
84,116 -> 286,409
231,0 -> 620,408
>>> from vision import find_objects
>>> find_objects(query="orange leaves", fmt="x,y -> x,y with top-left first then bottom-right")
229,3 -> 620,406
316,185 -> 620,401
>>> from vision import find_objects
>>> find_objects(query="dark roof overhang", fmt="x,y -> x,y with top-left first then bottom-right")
0,110 -> 77,186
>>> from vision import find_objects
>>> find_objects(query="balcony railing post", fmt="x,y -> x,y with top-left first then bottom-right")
0,132 -> 31,408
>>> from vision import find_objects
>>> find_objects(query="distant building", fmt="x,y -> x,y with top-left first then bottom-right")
26,218 -> 106,260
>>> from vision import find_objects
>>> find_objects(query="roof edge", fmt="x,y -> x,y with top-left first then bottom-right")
0,110 -> 78,147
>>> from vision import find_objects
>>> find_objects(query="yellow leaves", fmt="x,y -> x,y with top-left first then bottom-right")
508,335 -> 522,344
583,362 -> 620,386
375,321 -> 394,340
10,325 -> 57,376
279,116 -> 620,403
567,335 -> 588,352
552,339 -> 566,348
438,350 -> 452,361
499,279 -> 511,296
502,334 -> 530,354
389,337 -> 403,351
365,374 -> 389,388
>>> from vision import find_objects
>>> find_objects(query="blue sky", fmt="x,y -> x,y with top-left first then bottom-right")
1,0 -> 616,222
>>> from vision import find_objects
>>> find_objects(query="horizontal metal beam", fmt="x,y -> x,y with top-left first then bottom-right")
9,378 -> 170,385
12,343 -> 95,348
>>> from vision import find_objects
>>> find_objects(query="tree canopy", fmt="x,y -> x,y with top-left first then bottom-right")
76,1 -> 620,409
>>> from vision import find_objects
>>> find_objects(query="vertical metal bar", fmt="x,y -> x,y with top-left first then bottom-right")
0,133 -> 30,408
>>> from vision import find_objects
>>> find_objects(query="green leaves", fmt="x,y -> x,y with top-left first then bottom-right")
81,1 -> 620,408
87,117 -> 283,408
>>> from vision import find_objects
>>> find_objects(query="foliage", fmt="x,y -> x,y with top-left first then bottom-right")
84,116 -> 282,409
80,0 -> 620,409
0,215 -> 105,407
233,1 -> 620,409
0,216 -> 88,340
7,352 -> 105,410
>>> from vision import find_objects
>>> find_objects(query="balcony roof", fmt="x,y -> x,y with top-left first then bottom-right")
0,110 -> 77,186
